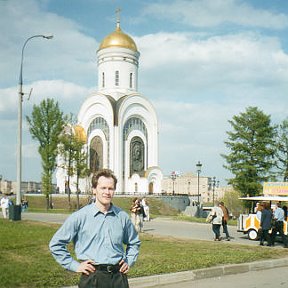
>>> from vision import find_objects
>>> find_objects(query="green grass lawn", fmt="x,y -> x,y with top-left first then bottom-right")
26,195 -> 180,218
1,218 -> 288,288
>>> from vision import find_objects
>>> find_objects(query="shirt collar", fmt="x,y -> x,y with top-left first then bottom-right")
90,202 -> 118,216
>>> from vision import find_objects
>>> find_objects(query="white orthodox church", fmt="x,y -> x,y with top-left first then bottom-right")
56,18 -> 163,194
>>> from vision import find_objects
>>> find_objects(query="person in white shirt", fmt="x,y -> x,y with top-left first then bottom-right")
210,201 -> 224,241
1,195 -> 9,219
271,202 -> 288,248
141,197 -> 150,221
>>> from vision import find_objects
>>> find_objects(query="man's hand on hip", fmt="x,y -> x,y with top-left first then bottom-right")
119,259 -> 129,274
77,260 -> 96,275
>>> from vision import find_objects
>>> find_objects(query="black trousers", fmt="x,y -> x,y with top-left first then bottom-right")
271,221 -> 288,247
260,229 -> 272,246
222,220 -> 230,238
78,270 -> 129,288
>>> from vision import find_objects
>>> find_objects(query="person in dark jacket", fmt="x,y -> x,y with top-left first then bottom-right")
259,202 -> 272,246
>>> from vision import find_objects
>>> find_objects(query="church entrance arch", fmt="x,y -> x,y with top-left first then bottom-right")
148,182 -> 153,194
90,136 -> 103,173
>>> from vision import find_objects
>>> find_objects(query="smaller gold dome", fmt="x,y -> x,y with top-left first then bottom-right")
98,25 -> 138,52
73,125 -> 87,143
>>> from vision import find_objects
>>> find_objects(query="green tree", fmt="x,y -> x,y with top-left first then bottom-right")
220,189 -> 243,218
73,137 -> 90,209
222,107 -> 276,199
26,99 -> 65,209
59,120 -> 89,210
275,118 -> 288,181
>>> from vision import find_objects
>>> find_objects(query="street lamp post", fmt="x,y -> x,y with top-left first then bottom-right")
170,171 -> 177,195
0,174 -> 2,194
16,34 -> 53,208
212,176 -> 216,206
196,161 -> 202,206
211,177 -> 219,206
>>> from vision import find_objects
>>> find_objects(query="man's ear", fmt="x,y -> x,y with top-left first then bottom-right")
92,187 -> 97,195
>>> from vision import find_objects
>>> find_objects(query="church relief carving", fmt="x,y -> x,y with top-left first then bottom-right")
130,137 -> 144,176
90,136 -> 103,173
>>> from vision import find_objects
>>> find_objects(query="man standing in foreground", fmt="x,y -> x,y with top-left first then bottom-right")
49,169 -> 141,288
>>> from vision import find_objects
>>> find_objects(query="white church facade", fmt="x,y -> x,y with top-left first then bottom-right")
56,19 -> 162,194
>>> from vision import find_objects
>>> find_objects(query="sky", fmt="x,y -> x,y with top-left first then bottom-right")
0,0 -> 288,186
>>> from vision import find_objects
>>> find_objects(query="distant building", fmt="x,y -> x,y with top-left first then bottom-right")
161,172 -> 227,204
0,178 -> 13,194
0,180 -> 56,196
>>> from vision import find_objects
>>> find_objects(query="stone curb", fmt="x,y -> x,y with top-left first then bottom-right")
128,257 -> 288,288
64,257 -> 288,288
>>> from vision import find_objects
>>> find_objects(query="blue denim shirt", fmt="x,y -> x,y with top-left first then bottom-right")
274,207 -> 285,222
49,203 -> 141,272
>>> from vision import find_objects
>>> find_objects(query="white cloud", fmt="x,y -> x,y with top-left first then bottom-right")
0,80 -> 92,120
0,0 -> 98,88
136,31 -> 288,106
143,0 -> 288,29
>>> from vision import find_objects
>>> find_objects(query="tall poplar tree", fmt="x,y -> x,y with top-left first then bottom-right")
274,118 -> 288,181
26,99 -> 65,209
222,106 -> 276,197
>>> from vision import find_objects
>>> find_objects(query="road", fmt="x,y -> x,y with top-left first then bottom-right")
21,212 -> 282,247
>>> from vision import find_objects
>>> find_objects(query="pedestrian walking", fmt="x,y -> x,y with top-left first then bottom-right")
271,202 -> 288,248
259,202 -> 272,246
219,201 -> 231,241
141,197 -> 150,221
209,201 -> 224,241
49,169 -> 141,288
130,198 -> 142,232
0,194 -> 9,219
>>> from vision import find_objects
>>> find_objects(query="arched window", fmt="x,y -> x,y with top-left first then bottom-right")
129,73 -> 133,88
115,70 -> 119,86
90,136 -> 103,173
102,72 -> 105,88
87,117 -> 110,167
123,117 -> 147,140
87,117 -> 109,140
130,136 -> 144,176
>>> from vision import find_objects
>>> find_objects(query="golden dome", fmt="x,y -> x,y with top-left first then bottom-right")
98,25 -> 138,52
73,125 -> 87,143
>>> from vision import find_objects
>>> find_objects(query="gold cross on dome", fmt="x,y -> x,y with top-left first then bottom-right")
116,8 -> 121,28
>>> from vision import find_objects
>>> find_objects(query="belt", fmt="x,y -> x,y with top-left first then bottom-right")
93,264 -> 120,273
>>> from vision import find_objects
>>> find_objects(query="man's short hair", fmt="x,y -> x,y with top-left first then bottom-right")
91,169 -> 117,189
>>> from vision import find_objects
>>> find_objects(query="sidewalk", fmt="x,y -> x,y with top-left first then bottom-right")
64,257 -> 288,288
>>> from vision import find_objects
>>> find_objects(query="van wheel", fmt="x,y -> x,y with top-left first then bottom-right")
248,229 -> 258,240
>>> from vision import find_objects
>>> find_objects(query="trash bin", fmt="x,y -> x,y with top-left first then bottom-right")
9,205 -> 21,221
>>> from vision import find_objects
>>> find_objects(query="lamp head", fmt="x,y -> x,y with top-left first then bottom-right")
43,34 -> 53,39
196,161 -> 202,172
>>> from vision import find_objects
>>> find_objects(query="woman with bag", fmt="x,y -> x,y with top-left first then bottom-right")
208,201 -> 224,241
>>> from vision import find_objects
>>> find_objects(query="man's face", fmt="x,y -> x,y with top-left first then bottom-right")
93,176 -> 115,207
